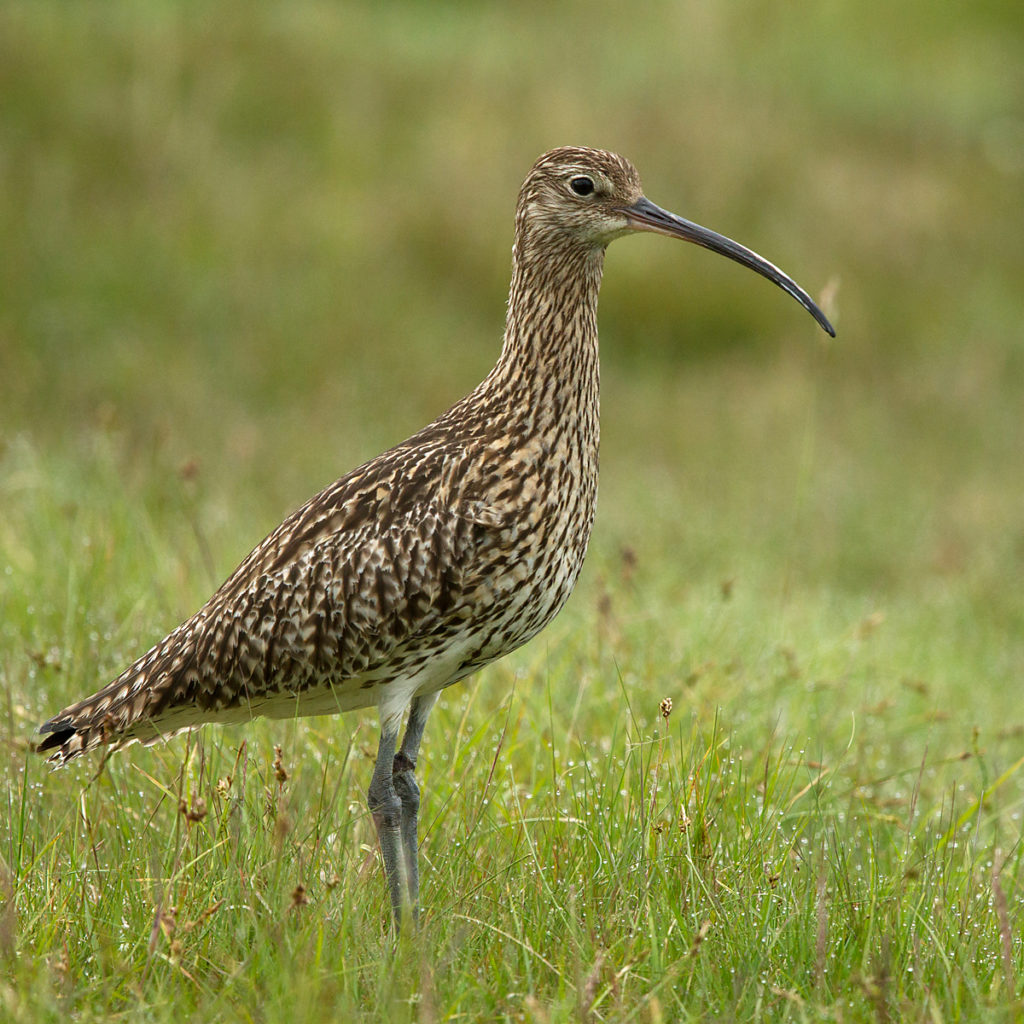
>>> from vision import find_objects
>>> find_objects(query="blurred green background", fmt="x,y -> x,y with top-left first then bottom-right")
1,0 -> 1021,707
2,6 -> 1023,1014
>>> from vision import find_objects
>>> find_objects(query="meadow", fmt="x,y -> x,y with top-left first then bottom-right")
1,1 -> 1022,1020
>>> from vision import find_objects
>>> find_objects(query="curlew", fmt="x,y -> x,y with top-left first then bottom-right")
38,147 -> 834,926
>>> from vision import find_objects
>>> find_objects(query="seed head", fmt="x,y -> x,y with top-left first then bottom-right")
273,744 -> 289,784
178,797 -> 208,824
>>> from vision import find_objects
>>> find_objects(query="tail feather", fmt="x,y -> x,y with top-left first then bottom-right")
37,673 -> 157,764
36,623 -> 202,766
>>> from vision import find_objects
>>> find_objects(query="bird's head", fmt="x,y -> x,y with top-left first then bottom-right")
516,146 -> 835,337
516,147 -> 646,249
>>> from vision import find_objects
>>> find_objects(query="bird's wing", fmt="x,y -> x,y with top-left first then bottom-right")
37,453 -> 499,762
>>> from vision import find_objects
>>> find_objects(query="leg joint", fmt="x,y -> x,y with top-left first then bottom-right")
393,771 -> 419,810
367,777 -> 401,824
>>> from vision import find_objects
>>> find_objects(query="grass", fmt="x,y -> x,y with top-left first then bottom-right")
2,0 -> 1023,1020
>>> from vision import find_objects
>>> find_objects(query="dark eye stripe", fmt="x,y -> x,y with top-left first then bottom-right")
570,176 -> 595,196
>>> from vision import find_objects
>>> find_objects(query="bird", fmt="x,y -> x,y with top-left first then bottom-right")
37,147 -> 834,927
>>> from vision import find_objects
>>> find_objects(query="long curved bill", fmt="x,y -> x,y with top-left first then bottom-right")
620,196 -> 836,337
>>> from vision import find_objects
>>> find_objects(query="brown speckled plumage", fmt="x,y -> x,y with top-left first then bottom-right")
38,147 -> 833,924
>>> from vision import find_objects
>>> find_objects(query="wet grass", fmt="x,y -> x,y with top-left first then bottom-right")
2,1 -> 1023,1020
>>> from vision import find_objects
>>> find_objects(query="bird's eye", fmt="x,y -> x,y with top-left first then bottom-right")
569,176 -> 595,197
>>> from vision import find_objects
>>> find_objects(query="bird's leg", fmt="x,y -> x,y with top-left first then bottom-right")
367,717 -> 410,929
392,692 -> 438,921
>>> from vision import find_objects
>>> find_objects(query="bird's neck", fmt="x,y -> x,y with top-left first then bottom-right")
490,234 -> 605,429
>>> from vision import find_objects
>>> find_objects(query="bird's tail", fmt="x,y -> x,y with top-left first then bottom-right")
36,626 -> 198,766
